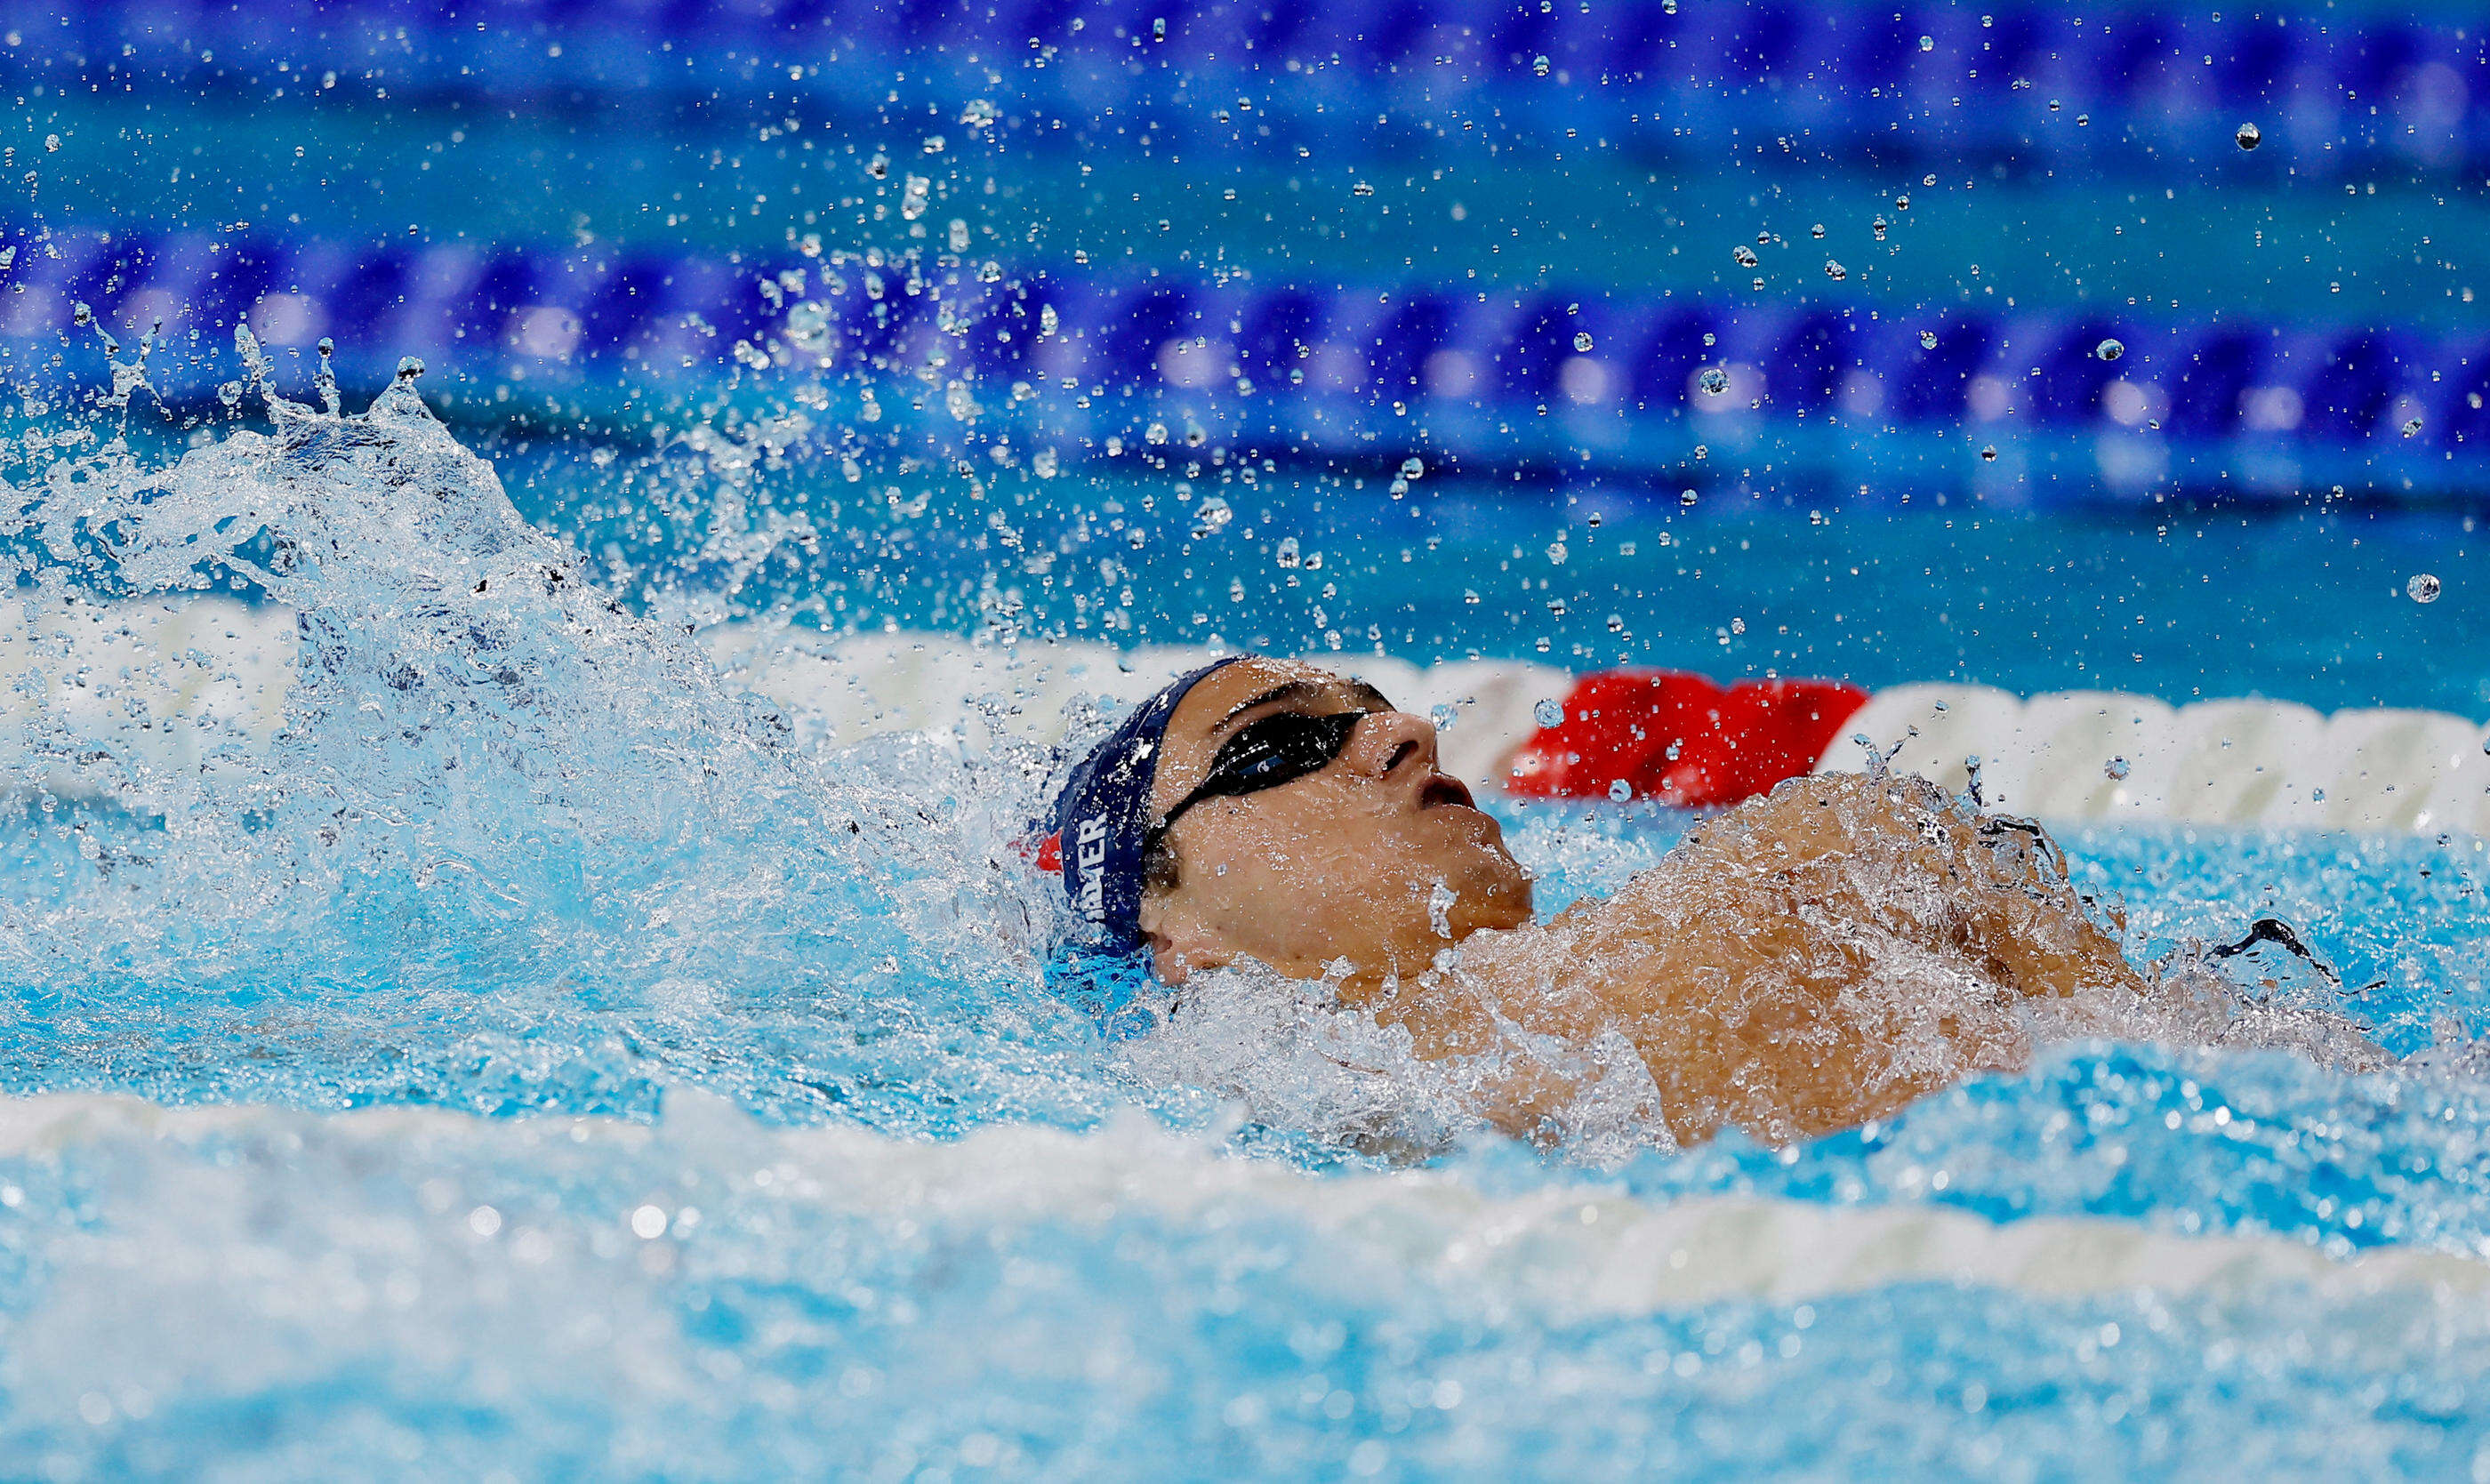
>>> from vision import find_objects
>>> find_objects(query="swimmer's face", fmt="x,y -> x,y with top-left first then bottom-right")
1136,657 -> 1533,987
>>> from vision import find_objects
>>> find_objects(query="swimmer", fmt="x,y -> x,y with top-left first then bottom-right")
1047,656 -> 2382,1148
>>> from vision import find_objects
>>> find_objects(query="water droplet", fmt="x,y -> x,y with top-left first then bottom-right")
1678,487 -> 1699,507
2095,337 -> 2125,362
2404,417 -> 2424,437
1463,589 -> 1482,606
1429,703 -> 1458,732
1572,330 -> 1594,352
1606,614 -> 1624,632
1532,54 -> 1550,76
396,356 -> 426,380
1352,180 -> 1374,197
1824,260 -> 1848,280
1811,223 -> 1826,239
1661,0 -> 1675,11
1917,34 -> 1934,51
1701,332 -> 1716,347
1733,245 -> 1759,267
2236,121 -> 2261,151
1923,173 -> 1937,187
1919,329 -> 1939,349
1872,216 -> 1890,241
1691,444 -> 1708,461
1275,535 -> 1300,568
42,133 -> 59,152
1401,456 -> 1425,478
1546,541 -> 1568,566
1191,495 -> 1233,538
866,153 -> 889,180
1894,194 -> 1911,211
2408,573 -> 2443,604
1607,779 -> 1634,802
1697,366 -> 1730,396
1980,445 -> 1997,461
68,301 -> 91,327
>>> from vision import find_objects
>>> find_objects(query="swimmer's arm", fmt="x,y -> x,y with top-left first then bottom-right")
1360,951 -> 1656,1148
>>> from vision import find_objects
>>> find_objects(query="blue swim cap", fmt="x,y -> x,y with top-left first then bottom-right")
1042,657 -> 1243,953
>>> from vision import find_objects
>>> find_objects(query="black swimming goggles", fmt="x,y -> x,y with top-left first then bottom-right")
1148,709 -> 1368,842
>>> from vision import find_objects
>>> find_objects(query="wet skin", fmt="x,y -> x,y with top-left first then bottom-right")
1138,658 -> 2154,1147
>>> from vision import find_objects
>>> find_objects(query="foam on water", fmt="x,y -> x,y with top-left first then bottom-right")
10,1083 -> 2490,1480
0,375 -> 1111,1132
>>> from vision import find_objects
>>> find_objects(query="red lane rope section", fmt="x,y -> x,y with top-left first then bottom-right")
1505,671 -> 1871,807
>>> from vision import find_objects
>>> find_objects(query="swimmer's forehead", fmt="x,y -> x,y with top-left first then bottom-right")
1152,659 -> 1392,802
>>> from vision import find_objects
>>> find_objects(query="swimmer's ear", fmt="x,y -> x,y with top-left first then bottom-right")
1139,895 -> 1228,985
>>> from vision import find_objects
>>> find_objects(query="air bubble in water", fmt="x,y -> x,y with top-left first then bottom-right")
1824,260 -> 1848,280
1534,698 -> 1565,727
1733,245 -> 1759,268
1607,779 -> 1633,802
1920,329 -> 1939,349
2236,122 -> 2261,151
2105,757 -> 2131,781
2095,338 -> 2125,362
1572,330 -> 1594,352
1698,366 -> 1730,396
2408,573 -> 2442,604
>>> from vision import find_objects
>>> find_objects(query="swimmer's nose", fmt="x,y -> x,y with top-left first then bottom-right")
1344,709 -> 1439,779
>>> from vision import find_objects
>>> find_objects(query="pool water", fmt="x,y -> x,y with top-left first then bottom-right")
10,0 -> 2490,1476
0,392 -> 2484,1480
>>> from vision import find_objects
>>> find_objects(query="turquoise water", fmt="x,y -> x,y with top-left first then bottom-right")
6,1 -> 2490,1476
0,396 -> 2483,1480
